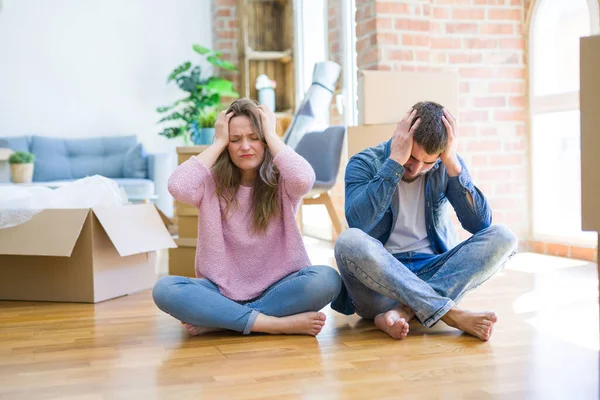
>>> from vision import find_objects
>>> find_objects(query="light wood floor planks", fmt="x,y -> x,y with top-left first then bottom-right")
0,241 -> 598,399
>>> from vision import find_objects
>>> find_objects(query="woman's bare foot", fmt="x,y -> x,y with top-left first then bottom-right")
441,308 -> 497,341
182,322 -> 223,336
374,306 -> 413,340
252,312 -> 327,336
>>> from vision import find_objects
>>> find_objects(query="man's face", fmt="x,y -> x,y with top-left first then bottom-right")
402,142 -> 439,182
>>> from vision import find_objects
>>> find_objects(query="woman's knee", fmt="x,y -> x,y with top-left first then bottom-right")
303,265 -> 342,304
152,275 -> 186,308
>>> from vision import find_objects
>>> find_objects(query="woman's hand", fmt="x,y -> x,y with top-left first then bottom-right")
257,105 -> 286,155
213,110 -> 234,150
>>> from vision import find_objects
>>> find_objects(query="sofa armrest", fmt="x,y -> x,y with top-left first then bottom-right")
0,148 -> 13,183
147,152 -> 175,218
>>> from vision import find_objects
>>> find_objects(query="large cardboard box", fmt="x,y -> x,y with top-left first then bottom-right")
358,70 -> 459,125
0,204 -> 176,303
178,215 -> 198,238
580,35 -> 600,233
348,124 -> 396,157
169,238 -> 197,277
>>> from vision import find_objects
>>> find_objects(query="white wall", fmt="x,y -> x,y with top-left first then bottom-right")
0,0 -> 213,153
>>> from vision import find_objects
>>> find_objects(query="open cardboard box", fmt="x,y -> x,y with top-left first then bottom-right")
0,203 -> 176,303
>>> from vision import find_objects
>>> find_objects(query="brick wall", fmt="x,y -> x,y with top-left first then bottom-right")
211,0 -> 239,86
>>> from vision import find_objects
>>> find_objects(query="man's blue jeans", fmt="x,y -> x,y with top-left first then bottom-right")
152,266 -> 342,334
333,225 -> 517,327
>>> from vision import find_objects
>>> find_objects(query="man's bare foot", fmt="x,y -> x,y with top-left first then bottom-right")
182,322 -> 223,336
441,308 -> 497,341
252,312 -> 327,336
374,306 -> 413,340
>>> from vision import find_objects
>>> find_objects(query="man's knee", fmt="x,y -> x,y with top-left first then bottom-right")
334,228 -> 367,256
487,224 -> 518,256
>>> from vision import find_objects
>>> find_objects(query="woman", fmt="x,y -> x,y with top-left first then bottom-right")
153,98 -> 342,336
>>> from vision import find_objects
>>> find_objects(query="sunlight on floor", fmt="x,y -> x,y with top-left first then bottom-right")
506,252 -> 591,273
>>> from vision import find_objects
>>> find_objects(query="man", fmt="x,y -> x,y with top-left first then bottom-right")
331,101 -> 517,341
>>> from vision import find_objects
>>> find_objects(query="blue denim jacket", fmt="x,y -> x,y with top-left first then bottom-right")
331,139 -> 493,314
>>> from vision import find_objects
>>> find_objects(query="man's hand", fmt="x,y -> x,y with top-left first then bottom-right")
390,109 -> 420,166
440,108 -> 462,177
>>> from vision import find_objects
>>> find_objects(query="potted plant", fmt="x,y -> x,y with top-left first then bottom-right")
191,106 -> 219,145
157,45 -> 239,145
8,151 -> 35,183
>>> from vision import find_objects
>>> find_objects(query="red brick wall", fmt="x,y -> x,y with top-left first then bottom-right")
211,0 -> 239,86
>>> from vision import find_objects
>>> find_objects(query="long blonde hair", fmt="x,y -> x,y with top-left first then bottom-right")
212,98 -> 280,233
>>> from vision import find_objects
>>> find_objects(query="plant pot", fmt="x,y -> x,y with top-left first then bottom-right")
10,163 -> 34,183
200,127 -> 215,145
190,122 -> 202,145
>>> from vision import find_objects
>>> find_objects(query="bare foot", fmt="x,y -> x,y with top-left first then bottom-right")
441,308 -> 497,341
181,321 -> 223,336
374,306 -> 413,340
252,312 -> 327,336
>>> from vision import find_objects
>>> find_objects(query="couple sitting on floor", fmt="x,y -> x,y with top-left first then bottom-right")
152,98 -> 517,341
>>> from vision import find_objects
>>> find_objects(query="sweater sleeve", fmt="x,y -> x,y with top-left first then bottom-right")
272,146 -> 316,202
167,157 -> 213,208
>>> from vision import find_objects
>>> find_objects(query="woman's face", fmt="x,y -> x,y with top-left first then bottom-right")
227,115 -> 266,171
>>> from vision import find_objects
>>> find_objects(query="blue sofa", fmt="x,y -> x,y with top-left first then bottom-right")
0,135 -> 174,217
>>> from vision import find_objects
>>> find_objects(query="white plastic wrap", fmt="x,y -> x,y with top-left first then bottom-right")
0,175 -> 128,229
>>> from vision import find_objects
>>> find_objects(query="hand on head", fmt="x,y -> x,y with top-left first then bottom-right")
389,108 -> 421,166
214,110 -> 235,148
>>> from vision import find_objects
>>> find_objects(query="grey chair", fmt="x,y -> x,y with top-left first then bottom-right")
294,126 -> 347,236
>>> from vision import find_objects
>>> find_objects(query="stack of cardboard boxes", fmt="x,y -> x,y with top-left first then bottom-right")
580,35 -> 600,263
349,70 -> 460,157
168,146 -> 208,277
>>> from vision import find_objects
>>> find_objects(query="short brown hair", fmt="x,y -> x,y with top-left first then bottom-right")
411,101 -> 447,155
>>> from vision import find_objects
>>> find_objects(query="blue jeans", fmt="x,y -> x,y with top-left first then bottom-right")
152,266 -> 342,335
333,225 -> 517,328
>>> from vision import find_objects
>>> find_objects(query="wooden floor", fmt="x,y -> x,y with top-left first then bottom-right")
1,239 -> 598,399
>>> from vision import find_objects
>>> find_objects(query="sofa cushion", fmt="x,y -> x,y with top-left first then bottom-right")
31,136 -> 73,181
123,143 -> 148,179
31,135 -> 137,182
0,136 -> 29,152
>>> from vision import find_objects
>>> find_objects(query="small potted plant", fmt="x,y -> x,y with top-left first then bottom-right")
8,151 -> 35,183
191,107 -> 219,145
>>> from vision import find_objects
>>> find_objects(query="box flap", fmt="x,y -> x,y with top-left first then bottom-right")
92,204 -> 176,257
0,209 -> 90,256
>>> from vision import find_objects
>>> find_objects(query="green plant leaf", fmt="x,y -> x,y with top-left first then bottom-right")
157,112 -> 184,123
8,151 -> 35,164
205,77 -> 234,91
193,44 -> 211,55
168,61 -> 191,82
158,127 -> 185,139
207,56 -> 238,71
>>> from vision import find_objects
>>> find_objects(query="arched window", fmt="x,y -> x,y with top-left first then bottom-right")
529,0 -> 600,243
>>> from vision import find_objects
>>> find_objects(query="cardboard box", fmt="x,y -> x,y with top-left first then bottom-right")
0,204 -> 176,303
178,215 -> 198,238
348,124 -> 396,157
358,70 -> 459,125
175,200 -> 198,216
169,238 -> 197,277
580,35 -> 600,232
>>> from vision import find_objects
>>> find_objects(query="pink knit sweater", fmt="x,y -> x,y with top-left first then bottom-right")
168,147 -> 315,301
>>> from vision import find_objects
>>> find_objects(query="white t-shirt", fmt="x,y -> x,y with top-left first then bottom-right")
384,176 -> 434,254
